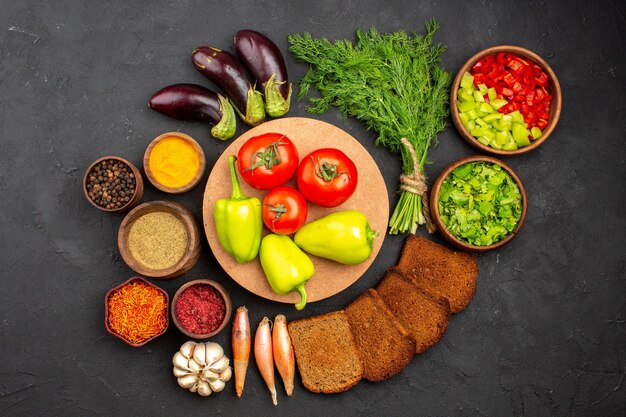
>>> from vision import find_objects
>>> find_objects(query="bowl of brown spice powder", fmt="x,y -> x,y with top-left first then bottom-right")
118,201 -> 201,279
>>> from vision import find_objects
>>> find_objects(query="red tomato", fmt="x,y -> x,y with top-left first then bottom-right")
296,148 -> 358,208
262,186 -> 308,234
237,133 -> 299,190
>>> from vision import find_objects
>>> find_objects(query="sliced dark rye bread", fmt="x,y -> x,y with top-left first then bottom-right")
397,235 -> 478,313
344,289 -> 416,382
377,267 -> 451,353
288,311 -> 363,393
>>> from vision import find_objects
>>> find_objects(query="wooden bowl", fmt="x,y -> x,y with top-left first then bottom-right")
83,156 -> 144,212
171,279 -> 232,339
450,45 -> 562,156
430,155 -> 528,252
118,201 -> 202,279
104,276 -> 169,347
143,132 -> 206,194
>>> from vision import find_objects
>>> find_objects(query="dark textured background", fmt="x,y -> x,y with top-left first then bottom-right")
1,0 -> 624,416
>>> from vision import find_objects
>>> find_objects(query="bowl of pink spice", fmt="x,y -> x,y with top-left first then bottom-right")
171,279 -> 232,339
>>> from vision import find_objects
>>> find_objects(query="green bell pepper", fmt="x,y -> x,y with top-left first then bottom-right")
214,155 -> 263,263
294,210 -> 378,265
259,234 -> 315,310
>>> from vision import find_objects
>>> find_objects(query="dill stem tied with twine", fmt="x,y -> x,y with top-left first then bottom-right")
391,138 -> 436,234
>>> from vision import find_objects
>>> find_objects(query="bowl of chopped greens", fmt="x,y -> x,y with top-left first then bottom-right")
430,156 -> 528,252
451,45 -> 562,156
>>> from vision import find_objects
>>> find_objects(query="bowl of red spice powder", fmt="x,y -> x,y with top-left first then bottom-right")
105,277 -> 169,347
172,279 -> 232,339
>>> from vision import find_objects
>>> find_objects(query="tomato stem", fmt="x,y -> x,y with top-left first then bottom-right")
265,203 -> 287,228
244,137 -> 287,172
312,156 -> 344,183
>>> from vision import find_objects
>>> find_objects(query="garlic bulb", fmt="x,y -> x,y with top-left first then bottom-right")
172,341 -> 232,397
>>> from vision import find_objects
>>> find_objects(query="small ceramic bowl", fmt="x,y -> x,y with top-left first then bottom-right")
171,279 -> 232,339
143,132 -> 206,194
104,277 -> 169,347
83,156 -> 144,212
430,155 -> 528,252
451,45 -> 562,156
118,201 -> 201,279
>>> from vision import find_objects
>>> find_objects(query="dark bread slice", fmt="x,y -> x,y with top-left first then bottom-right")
397,235 -> 478,313
288,311 -> 363,393
377,267 -> 451,353
344,289 -> 416,382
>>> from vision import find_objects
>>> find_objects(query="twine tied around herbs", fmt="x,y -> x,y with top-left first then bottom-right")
399,138 -> 436,233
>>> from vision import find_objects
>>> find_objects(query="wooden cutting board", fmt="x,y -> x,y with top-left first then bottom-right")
202,117 -> 388,305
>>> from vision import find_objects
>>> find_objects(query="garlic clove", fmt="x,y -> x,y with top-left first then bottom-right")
188,358 -> 202,373
197,380 -> 212,397
209,356 -> 230,373
177,374 -> 198,389
201,369 -> 220,382
219,367 -> 232,382
193,343 -> 207,366
204,342 -> 224,365
208,378 -> 225,393
189,382 -> 199,393
173,366 -> 191,378
179,341 -> 197,359
173,352 -> 191,371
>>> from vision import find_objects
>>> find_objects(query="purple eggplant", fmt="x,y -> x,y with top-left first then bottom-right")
148,83 -> 236,140
234,30 -> 292,118
191,46 -> 265,127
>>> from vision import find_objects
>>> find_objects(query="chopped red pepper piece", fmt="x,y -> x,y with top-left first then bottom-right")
534,72 -> 549,86
508,59 -> 524,74
535,87 -> 546,102
487,66 -> 500,79
496,52 -> 509,65
503,73 -> 516,87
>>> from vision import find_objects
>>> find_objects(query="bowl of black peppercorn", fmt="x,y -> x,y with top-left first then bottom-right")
83,156 -> 144,212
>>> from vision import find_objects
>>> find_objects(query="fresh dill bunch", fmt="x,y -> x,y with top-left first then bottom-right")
288,20 -> 451,234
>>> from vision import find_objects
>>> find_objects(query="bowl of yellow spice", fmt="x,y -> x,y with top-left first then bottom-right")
118,201 -> 201,279
144,132 -> 206,194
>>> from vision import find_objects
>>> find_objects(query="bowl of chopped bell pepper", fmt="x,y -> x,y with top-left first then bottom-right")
451,45 -> 562,155
430,155 -> 528,252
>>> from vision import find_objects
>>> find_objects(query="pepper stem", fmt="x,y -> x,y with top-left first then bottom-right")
294,284 -> 307,311
228,155 -> 246,200
366,222 -> 379,249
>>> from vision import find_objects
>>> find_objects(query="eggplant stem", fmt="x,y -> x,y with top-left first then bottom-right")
265,72 -> 292,117
210,95 -> 237,140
